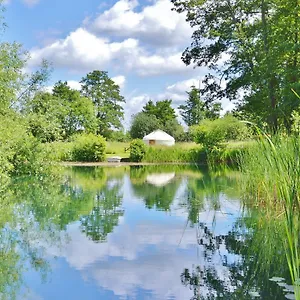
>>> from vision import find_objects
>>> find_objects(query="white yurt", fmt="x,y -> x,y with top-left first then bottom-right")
143,130 -> 175,146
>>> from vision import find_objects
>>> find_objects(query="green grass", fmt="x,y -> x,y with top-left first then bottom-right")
239,135 -> 300,296
105,141 -> 130,158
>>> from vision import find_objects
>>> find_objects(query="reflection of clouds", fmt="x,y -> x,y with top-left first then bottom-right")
47,209 -> 242,298
89,252 -> 197,299
44,171 -> 243,299
50,220 -> 197,269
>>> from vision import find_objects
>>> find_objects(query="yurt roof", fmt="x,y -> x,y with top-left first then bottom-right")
143,130 -> 175,141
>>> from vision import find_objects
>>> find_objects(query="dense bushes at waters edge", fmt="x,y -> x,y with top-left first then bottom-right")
0,114 -> 54,183
44,133 -> 107,162
128,139 -> 247,164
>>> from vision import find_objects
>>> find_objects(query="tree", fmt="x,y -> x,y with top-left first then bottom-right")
179,86 -> 221,126
80,71 -> 125,137
143,99 -> 176,126
172,0 -> 300,132
0,42 -> 26,113
130,112 -> 161,139
164,118 -> 185,141
25,92 -> 65,141
53,81 -> 97,137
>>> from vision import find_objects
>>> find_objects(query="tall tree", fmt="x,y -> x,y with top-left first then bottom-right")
172,0 -> 300,132
53,81 -> 97,137
130,112 -> 161,139
142,99 -> 176,126
80,71 -> 125,137
179,86 -> 221,126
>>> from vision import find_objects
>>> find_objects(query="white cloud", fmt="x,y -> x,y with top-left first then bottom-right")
67,80 -> 82,91
131,52 -> 193,76
112,75 -> 126,89
29,28 -> 140,73
89,0 -> 192,47
28,27 -> 192,76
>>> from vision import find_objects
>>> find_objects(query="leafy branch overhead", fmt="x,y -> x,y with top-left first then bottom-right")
172,0 -> 300,132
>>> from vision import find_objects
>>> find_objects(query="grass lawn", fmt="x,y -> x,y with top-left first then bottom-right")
226,140 -> 255,149
105,141 -> 199,159
106,141 -> 131,158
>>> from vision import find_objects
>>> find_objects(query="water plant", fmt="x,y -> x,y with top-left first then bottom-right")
239,122 -> 300,298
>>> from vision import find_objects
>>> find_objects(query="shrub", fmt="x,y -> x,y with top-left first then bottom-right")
129,139 -> 147,162
193,116 -> 250,151
42,141 -> 74,161
193,119 -> 226,151
72,133 -> 106,162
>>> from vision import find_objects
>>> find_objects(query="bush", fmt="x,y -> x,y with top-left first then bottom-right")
193,116 -> 250,151
129,139 -> 147,162
42,141 -> 74,161
72,133 -> 106,162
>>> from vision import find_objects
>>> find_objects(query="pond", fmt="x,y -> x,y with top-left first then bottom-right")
0,165 -> 295,299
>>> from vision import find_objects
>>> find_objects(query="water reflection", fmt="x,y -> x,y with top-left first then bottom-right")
0,165 -> 294,299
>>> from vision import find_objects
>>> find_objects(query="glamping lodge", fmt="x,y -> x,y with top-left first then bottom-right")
143,130 -> 175,146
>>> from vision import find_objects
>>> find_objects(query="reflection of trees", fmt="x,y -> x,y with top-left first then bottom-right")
182,169 -> 241,224
80,183 -> 124,242
130,166 -> 182,211
181,215 -> 290,299
0,166 -> 125,298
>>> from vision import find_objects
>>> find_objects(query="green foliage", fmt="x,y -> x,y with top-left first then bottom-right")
239,134 -> 300,291
72,133 -> 106,162
130,111 -> 185,141
142,99 -> 176,126
193,120 -> 226,151
291,110 -> 300,135
172,0 -> 300,132
142,145 -> 192,163
179,86 -> 221,126
0,42 -> 26,111
129,139 -> 147,162
193,116 -> 250,151
130,112 -> 161,139
80,70 -> 125,136
26,83 -> 97,141
0,112 -> 52,177
107,130 -> 131,142
53,81 -> 97,137
42,141 -> 74,162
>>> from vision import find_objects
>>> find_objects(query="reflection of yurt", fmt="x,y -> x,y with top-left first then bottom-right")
143,130 -> 175,146
146,172 -> 176,187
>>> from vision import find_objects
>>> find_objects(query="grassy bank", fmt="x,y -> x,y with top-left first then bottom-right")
44,139 -> 252,165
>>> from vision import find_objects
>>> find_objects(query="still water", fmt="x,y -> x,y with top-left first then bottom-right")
0,165 -> 294,299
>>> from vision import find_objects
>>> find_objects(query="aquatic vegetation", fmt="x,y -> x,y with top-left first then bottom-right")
239,133 -> 300,297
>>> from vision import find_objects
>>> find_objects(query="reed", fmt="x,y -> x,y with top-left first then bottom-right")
239,130 -> 300,297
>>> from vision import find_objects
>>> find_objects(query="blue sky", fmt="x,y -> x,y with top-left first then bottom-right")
3,0 -> 234,127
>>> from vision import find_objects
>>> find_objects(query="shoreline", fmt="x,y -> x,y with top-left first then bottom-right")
59,161 -> 201,167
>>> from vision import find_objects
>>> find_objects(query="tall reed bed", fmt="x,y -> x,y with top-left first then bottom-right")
239,134 -> 300,297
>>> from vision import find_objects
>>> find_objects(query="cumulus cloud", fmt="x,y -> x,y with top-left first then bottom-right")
111,75 -> 126,89
89,0 -> 193,47
131,52 -> 193,76
29,28 -> 140,73
28,27 -> 192,76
